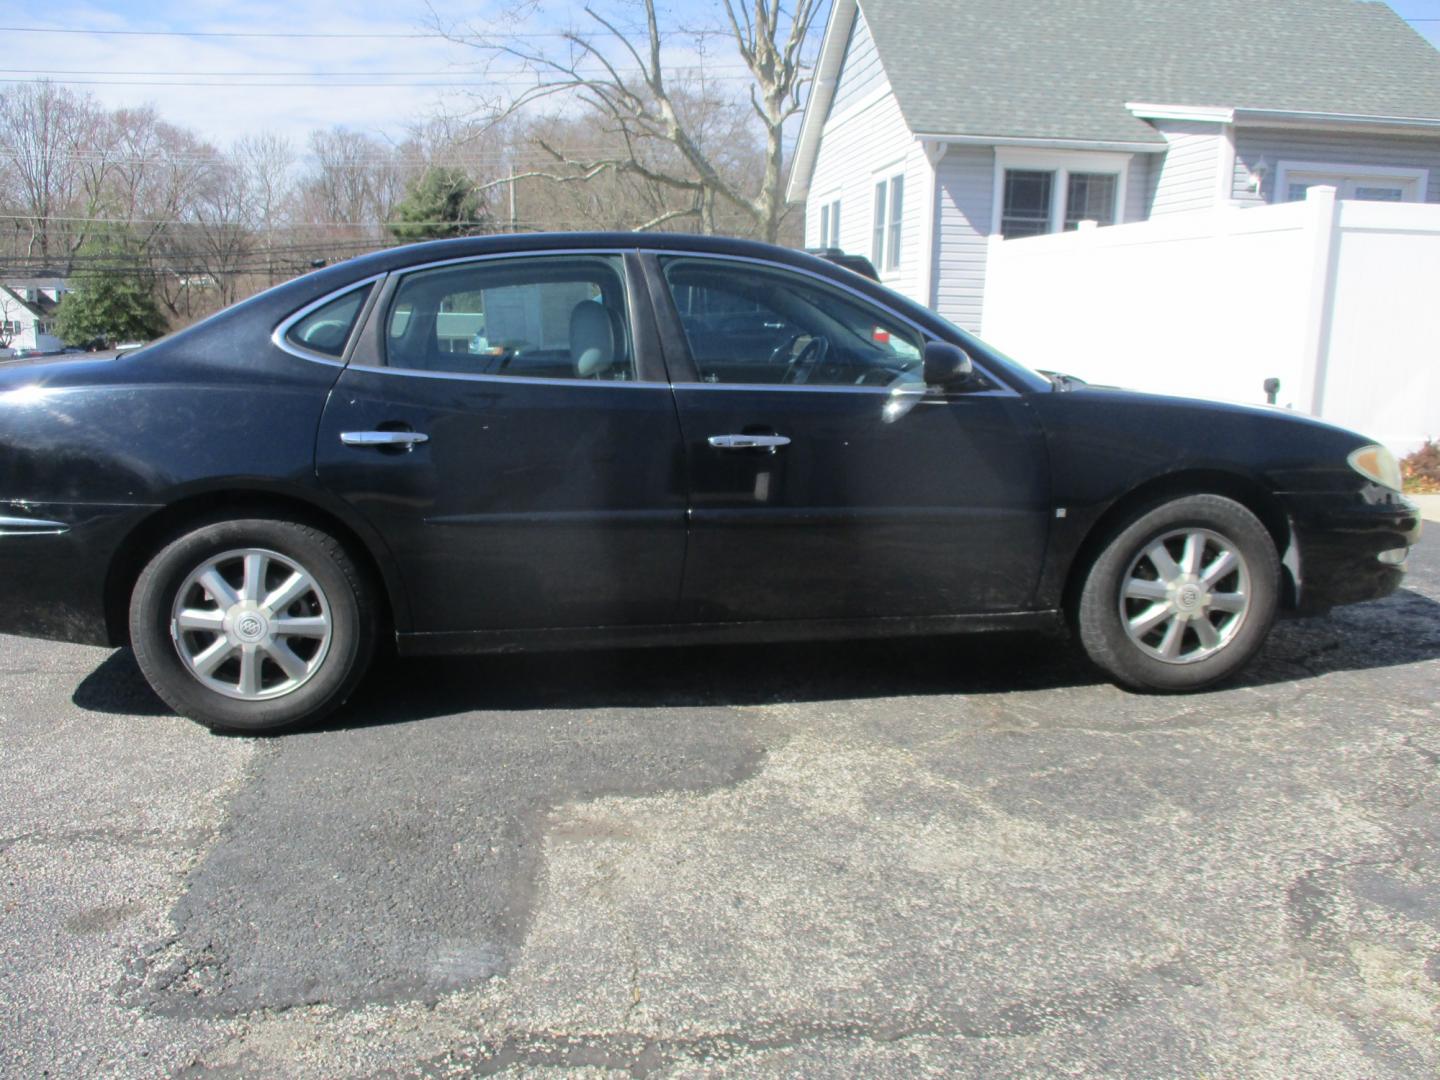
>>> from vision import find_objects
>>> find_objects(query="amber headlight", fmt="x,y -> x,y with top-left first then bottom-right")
1347,444 -> 1402,492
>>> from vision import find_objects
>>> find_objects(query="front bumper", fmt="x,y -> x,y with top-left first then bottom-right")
0,501 -> 154,645
1282,489 -> 1422,613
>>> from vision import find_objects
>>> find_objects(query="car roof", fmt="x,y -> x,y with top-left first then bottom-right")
303,232 -> 849,289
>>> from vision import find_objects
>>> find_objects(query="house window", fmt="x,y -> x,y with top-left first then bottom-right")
1064,173 -> 1117,229
818,198 -> 842,248
1276,162 -> 1426,204
872,171 -> 905,272
995,151 -> 1130,238
1001,170 -> 1054,238
886,175 -> 904,271
872,180 -> 887,267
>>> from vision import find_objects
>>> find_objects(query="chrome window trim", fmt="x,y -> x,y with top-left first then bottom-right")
669,381 -> 1015,399
345,365 -> 671,390
377,246 -> 632,277
362,248 -> 652,386
647,249 -> 1020,399
272,274 -> 387,367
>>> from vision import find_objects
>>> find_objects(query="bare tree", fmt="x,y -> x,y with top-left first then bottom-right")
0,83 -> 89,264
0,290 -> 21,349
235,132 -> 295,285
444,0 -> 822,241
188,148 -> 256,309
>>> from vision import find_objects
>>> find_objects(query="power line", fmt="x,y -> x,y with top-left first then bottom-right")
0,146 -> 647,167
0,213 -> 664,229
0,64 -> 751,78
0,74 -> 753,88
0,24 -> 724,40
0,69 -> 476,77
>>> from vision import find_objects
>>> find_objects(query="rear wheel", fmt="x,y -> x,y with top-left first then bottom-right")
1077,494 -> 1280,691
129,516 -> 377,732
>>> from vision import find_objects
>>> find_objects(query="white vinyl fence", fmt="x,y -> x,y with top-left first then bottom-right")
981,188 -> 1440,454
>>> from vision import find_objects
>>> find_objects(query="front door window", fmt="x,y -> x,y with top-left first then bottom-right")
661,258 -> 924,388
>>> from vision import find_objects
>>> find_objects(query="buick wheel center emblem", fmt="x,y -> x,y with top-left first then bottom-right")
1178,586 -> 1201,610
237,614 -> 265,640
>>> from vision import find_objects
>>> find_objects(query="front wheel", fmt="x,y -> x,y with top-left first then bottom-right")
129,516 -> 377,732
1077,494 -> 1280,691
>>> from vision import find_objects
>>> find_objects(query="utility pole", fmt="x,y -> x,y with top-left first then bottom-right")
508,164 -> 518,234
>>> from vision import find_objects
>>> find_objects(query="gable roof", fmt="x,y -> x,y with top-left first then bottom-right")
789,0 -> 1440,198
0,286 -> 45,319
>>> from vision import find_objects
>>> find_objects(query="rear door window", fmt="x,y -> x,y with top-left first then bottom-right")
383,255 -> 634,381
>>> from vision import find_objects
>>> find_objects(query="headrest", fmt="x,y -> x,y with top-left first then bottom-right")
570,301 -> 618,377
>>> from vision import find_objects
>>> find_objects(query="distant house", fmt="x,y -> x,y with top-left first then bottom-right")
0,277 -> 69,353
787,0 -> 1440,330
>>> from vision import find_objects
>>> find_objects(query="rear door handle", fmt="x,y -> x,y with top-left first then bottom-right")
340,430 -> 430,448
707,434 -> 791,450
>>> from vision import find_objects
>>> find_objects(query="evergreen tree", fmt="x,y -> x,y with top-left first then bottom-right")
388,168 -> 483,242
55,240 -> 168,346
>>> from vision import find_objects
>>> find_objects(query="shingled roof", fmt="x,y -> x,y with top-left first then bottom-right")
858,0 -> 1440,144
790,0 -> 1440,197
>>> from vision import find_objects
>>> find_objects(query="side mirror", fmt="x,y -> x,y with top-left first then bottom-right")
923,341 -> 974,387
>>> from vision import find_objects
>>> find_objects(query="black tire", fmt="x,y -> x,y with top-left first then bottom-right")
129,515 -> 377,733
1077,494 -> 1280,692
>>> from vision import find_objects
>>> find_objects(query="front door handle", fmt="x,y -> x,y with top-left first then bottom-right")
707,434 -> 792,450
340,430 -> 430,448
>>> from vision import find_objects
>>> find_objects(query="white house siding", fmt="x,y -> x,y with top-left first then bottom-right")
806,10 -> 931,307
1125,154 -> 1153,222
1148,121 -> 1224,216
1231,127 -> 1440,205
931,145 -> 994,331
829,7 -> 885,116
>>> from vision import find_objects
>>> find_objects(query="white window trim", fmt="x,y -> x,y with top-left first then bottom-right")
990,147 -> 1133,236
1274,160 -> 1427,203
871,161 -> 906,279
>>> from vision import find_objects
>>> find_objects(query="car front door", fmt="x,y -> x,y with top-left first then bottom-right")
646,253 -> 1051,623
314,251 -> 687,636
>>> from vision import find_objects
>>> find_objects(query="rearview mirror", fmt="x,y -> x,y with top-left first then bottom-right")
923,341 -> 974,387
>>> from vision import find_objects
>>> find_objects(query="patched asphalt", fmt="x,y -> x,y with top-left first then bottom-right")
2,546 -> 1438,1077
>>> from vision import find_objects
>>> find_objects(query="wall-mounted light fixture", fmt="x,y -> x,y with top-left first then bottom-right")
1248,156 -> 1270,194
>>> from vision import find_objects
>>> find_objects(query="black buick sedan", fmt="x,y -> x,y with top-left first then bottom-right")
0,234 -> 1420,731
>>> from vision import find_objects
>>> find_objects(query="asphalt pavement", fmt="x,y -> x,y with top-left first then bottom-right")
2,544 -> 1437,1078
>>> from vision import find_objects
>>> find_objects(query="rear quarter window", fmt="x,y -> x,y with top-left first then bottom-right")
282,285 -> 373,358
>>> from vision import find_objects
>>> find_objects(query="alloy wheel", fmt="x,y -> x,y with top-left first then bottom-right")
169,547 -> 333,700
1118,527 -> 1251,664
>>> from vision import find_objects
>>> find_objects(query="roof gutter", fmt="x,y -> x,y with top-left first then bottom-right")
785,0 -> 858,203
1127,101 -> 1440,135
913,132 -> 1166,154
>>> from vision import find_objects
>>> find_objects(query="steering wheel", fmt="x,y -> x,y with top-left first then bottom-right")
775,335 -> 830,385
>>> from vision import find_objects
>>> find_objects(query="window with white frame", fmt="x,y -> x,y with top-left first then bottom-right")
818,197 -> 842,248
994,150 -> 1130,239
871,171 -> 905,272
1275,161 -> 1427,204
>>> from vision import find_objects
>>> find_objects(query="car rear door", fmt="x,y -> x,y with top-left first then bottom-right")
313,250 -> 687,636
644,252 -> 1051,623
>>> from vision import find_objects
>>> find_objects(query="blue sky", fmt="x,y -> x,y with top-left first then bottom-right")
7,1 -> 1440,151
3,0 -> 736,148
